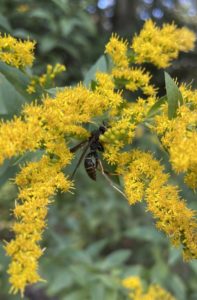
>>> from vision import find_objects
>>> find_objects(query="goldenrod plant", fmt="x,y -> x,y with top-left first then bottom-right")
0,20 -> 196,297
122,276 -> 176,300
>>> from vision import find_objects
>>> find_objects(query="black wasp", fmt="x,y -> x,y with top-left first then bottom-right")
70,125 -> 106,181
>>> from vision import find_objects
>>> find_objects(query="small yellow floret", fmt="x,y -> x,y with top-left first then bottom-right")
105,33 -> 129,68
0,33 -> 35,68
122,276 -> 176,300
131,19 -> 196,68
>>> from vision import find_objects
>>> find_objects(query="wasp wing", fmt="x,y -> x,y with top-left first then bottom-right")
70,140 -> 91,179
70,140 -> 87,153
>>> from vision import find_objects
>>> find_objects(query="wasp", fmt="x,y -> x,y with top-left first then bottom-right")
70,125 -> 126,199
70,125 -> 106,181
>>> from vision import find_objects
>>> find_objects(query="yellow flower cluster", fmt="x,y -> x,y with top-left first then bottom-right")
101,97 -> 154,165
105,33 -> 156,98
112,67 -> 156,96
105,33 -> 129,68
0,115 -> 43,165
131,20 -> 196,68
27,63 -> 66,94
153,84 -> 197,190
0,34 -> 35,68
160,106 -> 196,172
5,156 -> 72,296
1,101 -> 75,295
115,150 -> 197,261
122,276 -> 176,300
0,21 -> 196,295
102,25 -> 197,260
184,168 -> 197,191
1,71 -> 125,294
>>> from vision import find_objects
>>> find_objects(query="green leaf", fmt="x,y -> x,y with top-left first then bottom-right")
189,260 -> 197,274
169,275 -> 186,300
104,289 -> 119,300
12,150 -> 44,166
164,72 -> 183,119
150,261 -> 168,282
0,73 -> 26,116
146,96 -> 167,118
0,160 -> 18,186
69,265 -> 91,286
123,265 -> 143,277
46,87 -> 66,97
86,239 -> 108,257
89,283 -> 106,300
46,270 -> 74,295
0,14 -> 12,31
59,19 -> 78,36
168,246 -> 181,265
0,62 -> 30,100
83,55 -> 108,87
51,0 -> 69,13
39,36 -> 59,53
90,274 -> 120,290
124,226 -> 163,243
29,8 -> 53,20
89,284 -> 118,300
99,250 -> 131,269
0,243 -> 9,267
62,290 -> 88,300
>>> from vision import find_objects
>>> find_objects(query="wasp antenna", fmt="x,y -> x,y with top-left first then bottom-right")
97,159 -> 127,200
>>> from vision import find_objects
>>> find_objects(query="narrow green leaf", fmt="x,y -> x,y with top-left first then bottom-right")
0,160 -> 18,186
168,246 -> 181,265
83,55 -> 108,87
99,250 -> 131,269
146,95 -> 167,118
46,87 -> 66,97
0,62 -> 30,100
86,239 -> 108,257
189,260 -> 197,274
125,226 -> 163,243
0,14 -> 12,31
0,73 -> 26,115
46,270 -> 74,295
164,72 -> 183,119
29,8 -> 53,20
169,275 -> 186,300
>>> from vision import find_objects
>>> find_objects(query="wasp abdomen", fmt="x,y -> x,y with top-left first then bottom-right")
84,152 -> 98,181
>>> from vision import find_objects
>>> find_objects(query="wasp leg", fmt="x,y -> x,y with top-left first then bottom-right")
97,159 -> 127,200
101,169 -> 119,177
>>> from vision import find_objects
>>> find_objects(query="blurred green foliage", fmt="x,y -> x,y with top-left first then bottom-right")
0,1 -> 197,300
0,0 -> 104,84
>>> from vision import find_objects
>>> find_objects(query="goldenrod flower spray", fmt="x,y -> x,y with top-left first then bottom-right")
0,20 -> 196,295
